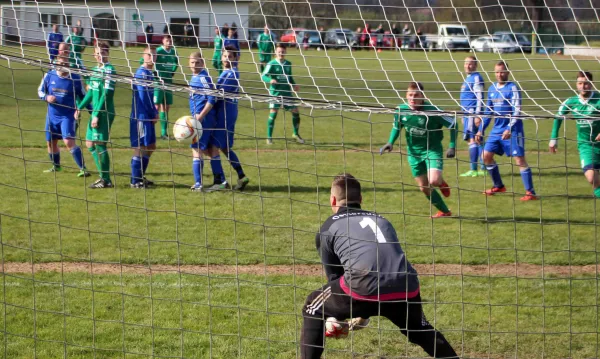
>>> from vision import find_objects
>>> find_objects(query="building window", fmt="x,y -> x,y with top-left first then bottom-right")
39,14 -> 59,28
63,14 -> 72,26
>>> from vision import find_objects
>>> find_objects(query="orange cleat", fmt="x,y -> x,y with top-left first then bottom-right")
520,191 -> 538,201
431,210 -> 452,218
440,181 -> 451,197
484,186 -> 506,196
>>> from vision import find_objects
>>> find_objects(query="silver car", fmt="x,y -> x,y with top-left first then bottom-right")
470,35 -> 518,53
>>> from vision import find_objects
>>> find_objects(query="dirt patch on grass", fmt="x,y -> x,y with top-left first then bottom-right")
1,262 -> 598,278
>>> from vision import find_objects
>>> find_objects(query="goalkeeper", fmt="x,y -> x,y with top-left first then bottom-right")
301,173 -> 459,359
550,71 -> 600,197
380,82 -> 456,218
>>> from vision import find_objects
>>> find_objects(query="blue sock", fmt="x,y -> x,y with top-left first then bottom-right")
70,146 -> 84,169
478,145 -> 485,170
520,168 -> 535,194
486,164 -> 504,188
193,158 -> 203,185
225,149 -> 245,179
49,151 -> 60,167
469,144 -> 478,171
210,155 -> 225,184
131,156 -> 143,184
142,155 -> 150,175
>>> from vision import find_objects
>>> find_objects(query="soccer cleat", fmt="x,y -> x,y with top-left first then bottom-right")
130,181 -> 148,189
190,183 -> 203,192
477,170 -> 487,177
89,178 -> 113,189
484,186 -> 506,196
440,181 -> 451,197
204,182 -> 230,192
292,134 -> 305,144
77,169 -> 91,178
348,317 -> 370,331
143,177 -> 155,186
44,166 -> 62,173
431,210 -> 452,218
234,176 -> 250,191
160,135 -> 170,140
520,191 -> 538,201
459,170 -> 478,177
266,138 -> 273,145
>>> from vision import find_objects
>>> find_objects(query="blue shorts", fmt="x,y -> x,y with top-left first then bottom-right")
45,116 -> 76,141
130,117 -> 156,147
484,129 -> 525,157
213,101 -> 238,149
190,111 -> 217,151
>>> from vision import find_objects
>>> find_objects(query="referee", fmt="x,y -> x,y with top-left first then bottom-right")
301,173 -> 459,359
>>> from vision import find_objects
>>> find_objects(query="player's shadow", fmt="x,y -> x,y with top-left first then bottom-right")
472,215 -> 595,225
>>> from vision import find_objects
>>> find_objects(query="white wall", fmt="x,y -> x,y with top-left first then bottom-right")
1,1 -> 249,45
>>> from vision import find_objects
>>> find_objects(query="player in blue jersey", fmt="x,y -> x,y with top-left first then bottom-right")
205,45 -> 250,192
475,61 -> 537,201
130,47 -> 159,188
187,51 -> 223,192
38,56 -> 89,177
223,29 -> 240,67
47,24 -> 63,62
459,56 -> 486,177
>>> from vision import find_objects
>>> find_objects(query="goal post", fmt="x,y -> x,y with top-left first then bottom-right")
0,0 -> 599,358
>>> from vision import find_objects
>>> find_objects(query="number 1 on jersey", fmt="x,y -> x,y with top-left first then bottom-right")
359,217 -> 387,243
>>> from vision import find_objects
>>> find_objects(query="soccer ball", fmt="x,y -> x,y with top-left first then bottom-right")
173,115 -> 202,144
325,317 -> 349,339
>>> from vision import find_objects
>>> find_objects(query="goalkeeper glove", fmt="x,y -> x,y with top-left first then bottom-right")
379,143 -> 393,155
446,147 -> 456,158
348,317 -> 370,331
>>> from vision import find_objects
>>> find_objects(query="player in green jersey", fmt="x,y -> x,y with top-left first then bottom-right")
75,42 -> 116,189
550,71 -> 600,197
65,27 -> 87,66
380,82 -> 457,218
257,26 -> 274,72
154,34 -> 179,139
212,27 -> 224,74
262,43 -> 304,145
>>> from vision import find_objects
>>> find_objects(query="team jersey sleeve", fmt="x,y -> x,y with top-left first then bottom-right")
74,75 -> 86,102
482,88 -> 494,132
171,50 -> 179,75
439,113 -> 457,149
37,73 -> 50,101
261,62 -> 273,83
316,231 -> 344,282
474,74 -> 484,115
286,62 -> 296,85
387,108 -> 403,144
509,84 -> 521,128
551,99 -> 571,139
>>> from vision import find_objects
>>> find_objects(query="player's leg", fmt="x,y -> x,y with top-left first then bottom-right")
190,147 -> 204,191
508,129 -> 536,200
382,294 -> 459,359
61,118 -> 89,176
290,106 -> 304,144
483,136 -> 506,195
204,145 -> 229,192
411,155 -> 450,217
579,144 -> 600,197
44,118 -> 62,172
473,116 -> 486,175
266,106 -> 279,144
460,116 -> 478,177
129,119 -> 145,187
136,120 -> 157,187
426,151 -> 450,198
160,91 -> 173,139
219,107 -> 249,190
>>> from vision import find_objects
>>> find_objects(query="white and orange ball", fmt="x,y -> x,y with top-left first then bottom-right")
173,115 -> 203,144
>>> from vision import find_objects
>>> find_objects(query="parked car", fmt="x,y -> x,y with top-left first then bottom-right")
247,28 -> 279,49
324,28 -> 356,49
426,24 -> 470,51
493,31 -> 532,53
281,28 -> 322,48
471,35 -> 518,53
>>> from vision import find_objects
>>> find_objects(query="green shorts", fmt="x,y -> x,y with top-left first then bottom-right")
407,150 -> 444,177
154,88 -> 173,106
85,113 -> 112,142
578,142 -> 600,172
269,103 -> 297,111
269,92 -> 297,111
259,54 -> 271,63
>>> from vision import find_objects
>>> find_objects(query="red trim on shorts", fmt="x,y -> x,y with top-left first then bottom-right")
339,276 -> 420,301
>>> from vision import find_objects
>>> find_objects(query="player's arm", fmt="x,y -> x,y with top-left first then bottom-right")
550,100 -> 570,152
380,110 -> 403,154
261,62 -> 273,83
37,73 -> 51,102
508,84 -> 521,130
316,232 -> 344,282
441,114 -> 457,158
474,75 -> 484,116
195,76 -> 216,122
170,50 -> 179,77
477,90 -> 493,143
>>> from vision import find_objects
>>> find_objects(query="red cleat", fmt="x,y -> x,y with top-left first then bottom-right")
440,181 -> 451,197
431,210 -> 452,218
484,186 -> 506,196
520,191 -> 538,201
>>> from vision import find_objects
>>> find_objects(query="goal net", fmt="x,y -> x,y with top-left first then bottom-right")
0,0 -> 599,358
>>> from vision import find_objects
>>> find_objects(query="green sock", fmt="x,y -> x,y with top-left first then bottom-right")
96,144 -> 111,182
594,187 -> 600,198
292,112 -> 300,136
159,112 -> 167,136
267,112 -> 277,138
426,189 -> 450,213
88,146 -> 101,174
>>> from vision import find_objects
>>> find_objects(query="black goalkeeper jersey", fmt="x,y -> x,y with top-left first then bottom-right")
315,205 -> 420,300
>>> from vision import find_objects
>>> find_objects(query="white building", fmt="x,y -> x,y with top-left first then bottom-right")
1,0 -> 252,46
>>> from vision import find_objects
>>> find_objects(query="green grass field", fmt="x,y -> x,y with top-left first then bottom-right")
0,45 -> 599,358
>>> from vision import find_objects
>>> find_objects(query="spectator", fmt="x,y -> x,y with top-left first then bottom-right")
319,26 -> 325,49
223,28 -> 240,66
416,28 -> 425,49
302,32 -> 309,50
402,24 -> 411,49
47,24 -> 63,61
374,23 -> 384,48
361,23 -> 371,49
231,22 -> 238,39
222,23 -> 229,39
391,23 -> 400,48
163,23 -> 169,34
145,23 -> 154,44
184,20 -> 194,46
